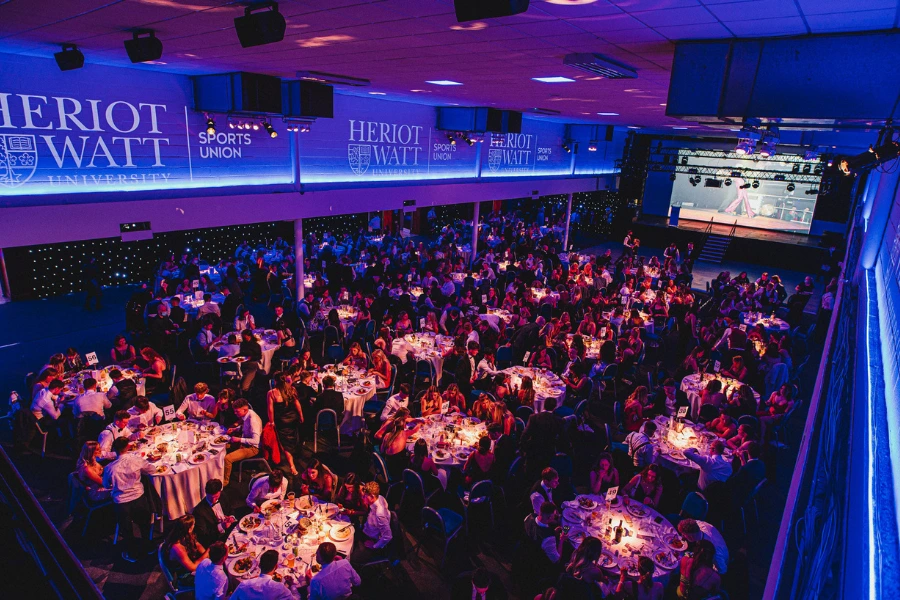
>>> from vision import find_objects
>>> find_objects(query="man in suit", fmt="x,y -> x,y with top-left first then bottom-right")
455,340 -> 480,402
450,567 -> 508,600
650,378 -> 690,417
220,286 -> 240,327
728,441 -> 766,511
192,479 -> 236,548
510,319 -> 542,364
521,397 -> 566,465
168,296 -> 187,327
312,376 -> 345,425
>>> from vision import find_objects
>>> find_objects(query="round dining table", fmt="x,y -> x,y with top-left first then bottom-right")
134,419 -> 227,520
560,493 -> 687,585
225,497 -> 354,594
215,329 -> 280,374
679,373 -> 760,422
61,367 -> 146,400
649,415 -> 733,475
314,364 -> 376,434
742,312 -> 791,333
501,366 -> 566,413
390,332 -> 454,383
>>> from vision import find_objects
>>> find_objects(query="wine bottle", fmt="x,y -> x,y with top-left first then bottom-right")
614,519 -> 624,544
606,518 -> 613,540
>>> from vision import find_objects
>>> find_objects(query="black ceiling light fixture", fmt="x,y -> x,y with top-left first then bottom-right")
54,44 -> 84,71
670,173 -> 677,181
234,1 -> 287,48
752,180 -> 760,189
205,115 -> 216,135
124,30 -> 163,63
724,178 -> 732,186
263,121 -> 277,138
787,183 -> 796,192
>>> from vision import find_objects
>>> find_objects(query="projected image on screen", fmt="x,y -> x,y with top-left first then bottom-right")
669,153 -> 820,234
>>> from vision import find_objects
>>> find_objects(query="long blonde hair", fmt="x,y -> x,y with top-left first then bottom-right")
627,385 -> 648,406
77,441 -> 100,470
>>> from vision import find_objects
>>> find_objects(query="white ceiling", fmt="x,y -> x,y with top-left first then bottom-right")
0,0 -> 897,129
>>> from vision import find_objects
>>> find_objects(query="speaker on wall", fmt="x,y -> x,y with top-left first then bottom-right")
234,2 -> 286,48
454,0 -> 529,22
298,81 -> 333,118
124,31 -> 163,63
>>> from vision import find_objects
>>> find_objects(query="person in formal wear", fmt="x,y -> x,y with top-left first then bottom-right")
677,519 -> 729,575
163,515 -> 209,586
683,440 -> 732,492
102,436 -> 155,562
176,382 -> 216,420
524,501 -> 567,565
530,467 -> 561,515
76,441 -> 111,502
191,479 -> 236,548
169,296 -> 187,327
234,306 -> 256,331
64,347 -> 85,373
727,441 -> 766,511
73,377 -> 112,418
197,293 -> 221,320
455,341 -> 480,401
624,421 -> 658,469
299,459 -> 335,501
247,470 -> 288,508
107,369 -> 137,410
230,549 -> 300,599
196,321 -> 218,358
194,541 -> 228,600
238,329 -> 263,392
351,481 -> 392,565
450,567 -> 508,600
311,376 -> 344,427
380,383 -> 410,422
307,542 -> 361,600
223,398 -> 262,487
127,396 -> 163,429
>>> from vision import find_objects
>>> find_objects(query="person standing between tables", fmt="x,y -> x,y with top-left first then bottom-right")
352,481 -> 392,565
530,467 -> 561,516
194,541 -> 228,600
246,470 -> 288,509
73,377 -> 112,419
223,397 -> 262,487
102,436 -> 156,563
230,549 -> 300,600
176,382 -> 216,420
307,541 -> 361,600
677,519 -> 729,575
192,479 -> 237,548
239,329 -> 263,393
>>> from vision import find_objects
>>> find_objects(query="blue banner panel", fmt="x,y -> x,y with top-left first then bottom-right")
480,119 -> 572,178
0,55 -> 293,201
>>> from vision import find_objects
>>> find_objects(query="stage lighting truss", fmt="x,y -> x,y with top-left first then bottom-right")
283,118 -> 314,133
439,131 -> 483,146
646,147 -> 826,185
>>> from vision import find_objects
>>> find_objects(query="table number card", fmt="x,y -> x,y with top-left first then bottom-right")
606,486 -> 619,502
739,324 -> 747,332
600,327 -> 607,338
85,352 -> 99,366
714,360 -> 721,372
419,318 -> 426,329
441,401 -> 450,414
677,406 -> 689,418
482,295 -> 488,304
523,351 -> 531,363
163,405 -> 176,421
195,291 -> 203,301
192,280 -> 200,289
341,291 -> 349,301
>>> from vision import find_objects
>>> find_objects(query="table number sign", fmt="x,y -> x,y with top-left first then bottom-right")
600,327 -> 607,338
523,351 -> 531,363
192,280 -> 200,289
713,360 -> 721,372
163,405 -> 176,421
677,406 -> 689,418
85,352 -> 99,366
482,295 -> 488,303
739,324 -> 747,332
606,486 -> 619,502
419,318 -> 426,329
441,401 -> 450,414
194,291 -> 203,301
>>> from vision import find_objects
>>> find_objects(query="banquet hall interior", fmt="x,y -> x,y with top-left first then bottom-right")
0,1 -> 898,599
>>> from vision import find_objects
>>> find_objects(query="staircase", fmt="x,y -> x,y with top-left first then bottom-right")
698,234 -> 731,263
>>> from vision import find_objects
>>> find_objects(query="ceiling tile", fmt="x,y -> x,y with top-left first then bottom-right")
631,6 -> 718,27
534,0 -> 624,18
653,21 -> 734,39
796,0 -> 897,15
610,0 -> 700,10
806,9 -> 896,32
707,0 -> 802,21
572,13 -> 648,32
724,16 -> 809,36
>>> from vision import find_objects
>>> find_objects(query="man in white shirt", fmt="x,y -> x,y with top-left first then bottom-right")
127,396 -> 163,429
380,383 -> 410,422
246,470 -> 288,509
529,467 -> 560,516
197,293 -> 221,319
677,519 -> 729,574
217,333 -> 241,358
624,421 -> 658,468
476,349 -> 498,382
194,542 -> 229,600
352,481 -> 392,565
308,542 -> 361,600
231,550 -> 300,600
440,275 -> 456,298
98,411 -> 132,460
223,398 -> 262,486
31,380 -> 64,424
176,382 -> 216,419
102,436 -> 156,562
524,501 -> 566,564
73,377 -> 112,418
196,320 -> 217,353
683,440 -> 732,491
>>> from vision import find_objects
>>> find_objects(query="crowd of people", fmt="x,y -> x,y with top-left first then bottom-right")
12,206 -> 830,600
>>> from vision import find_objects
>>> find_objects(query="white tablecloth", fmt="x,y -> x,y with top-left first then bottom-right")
680,373 -> 760,421
314,365 -> 376,434
650,415 -> 733,475
479,308 -> 514,329
501,366 -> 565,413
742,312 -> 791,332
391,333 -> 453,383
217,329 -> 280,374
407,413 -> 487,469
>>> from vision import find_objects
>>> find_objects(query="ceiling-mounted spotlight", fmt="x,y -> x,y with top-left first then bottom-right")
802,164 -> 812,174
735,138 -> 755,155
758,126 -> 779,157
252,122 -> 260,131
813,164 -> 824,175
669,173 -> 677,182
563,143 -> 571,153
752,180 -> 760,189
263,121 -> 277,138
463,134 -> 474,146
205,115 -> 216,135
300,123 -> 311,133
228,118 -> 235,130
588,141 -> 598,152
54,44 -> 84,71
791,164 -> 800,174
786,183 -> 796,192
689,177 -> 698,187
447,133 -> 456,146
124,30 -> 163,63
680,156 -> 688,166
724,178 -> 732,186
234,1 -> 286,48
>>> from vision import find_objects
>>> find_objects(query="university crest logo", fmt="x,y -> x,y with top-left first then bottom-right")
0,134 -> 38,187
488,148 -> 503,172
348,144 -> 371,175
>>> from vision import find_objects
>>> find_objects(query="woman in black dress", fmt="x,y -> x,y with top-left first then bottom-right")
267,372 -> 303,456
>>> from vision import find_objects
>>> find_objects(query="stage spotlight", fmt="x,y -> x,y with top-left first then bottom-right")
563,143 -> 571,153
724,178 -> 732,186
124,30 -> 163,63
205,115 -> 216,135
588,141 -> 598,152
681,156 -> 688,166
791,164 -> 800,173
802,164 -> 812,174
735,138 -> 755,155
263,121 -> 277,138
234,1 -> 286,48
300,123 -> 311,133
447,133 -> 456,145
670,173 -> 677,182
689,177 -> 698,187
813,164 -> 824,175
786,183 -> 795,192
752,180 -> 760,189
54,44 -> 84,71
758,126 -> 779,157
252,122 -> 260,131
228,119 -> 235,129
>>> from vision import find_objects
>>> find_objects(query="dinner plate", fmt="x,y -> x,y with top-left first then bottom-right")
575,496 -> 596,510
239,515 -> 264,532
295,495 -> 316,510
432,451 -> 453,462
353,387 -> 368,395
217,357 -> 232,364
260,499 -> 284,517
598,551 -> 617,569
154,464 -> 170,475
652,549 -> 680,570
211,435 -> 230,446
227,540 -> 250,557
667,536 -> 688,551
228,556 -> 259,578
329,524 -> 353,542
626,503 -> 649,518
189,453 -> 209,465
561,508 -> 584,525
666,449 -> 686,461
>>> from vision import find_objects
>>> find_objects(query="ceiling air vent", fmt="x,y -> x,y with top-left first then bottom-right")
563,53 -> 637,79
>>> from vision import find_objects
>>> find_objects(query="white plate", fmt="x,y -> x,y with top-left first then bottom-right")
239,515 -> 264,532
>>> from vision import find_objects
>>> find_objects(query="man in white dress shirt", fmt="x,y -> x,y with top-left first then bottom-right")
175,382 -> 216,419
73,377 -> 112,418
194,541 -> 228,600
308,542 -> 360,600
380,383 -> 410,422
98,411 -> 132,460
102,436 -> 155,562
352,481 -> 392,565
246,470 -> 288,509
127,396 -> 163,429
230,550 -> 300,599
683,440 -> 733,491
223,398 -> 262,486
31,379 -> 64,425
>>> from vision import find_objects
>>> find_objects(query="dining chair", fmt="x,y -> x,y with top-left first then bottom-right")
420,506 -> 463,568
314,408 -> 340,453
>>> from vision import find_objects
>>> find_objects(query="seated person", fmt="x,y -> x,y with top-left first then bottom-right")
334,473 -> 367,520
462,436 -> 495,487
107,369 -> 137,410
621,464 -> 663,508
76,441 -> 111,502
341,342 -> 369,371
163,515 -> 209,587
73,377 -> 112,419
676,540 -> 721,599
176,382 -> 216,420
706,413 -> 738,439
127,395 -> 163,429
308,542 -> 361,600
31,379 -> 65,428
298,459 -> 335,501
191,479 -> 236,548
247,470 -> 288,509
409,438 -> 443,495
419,385 -> 444,417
